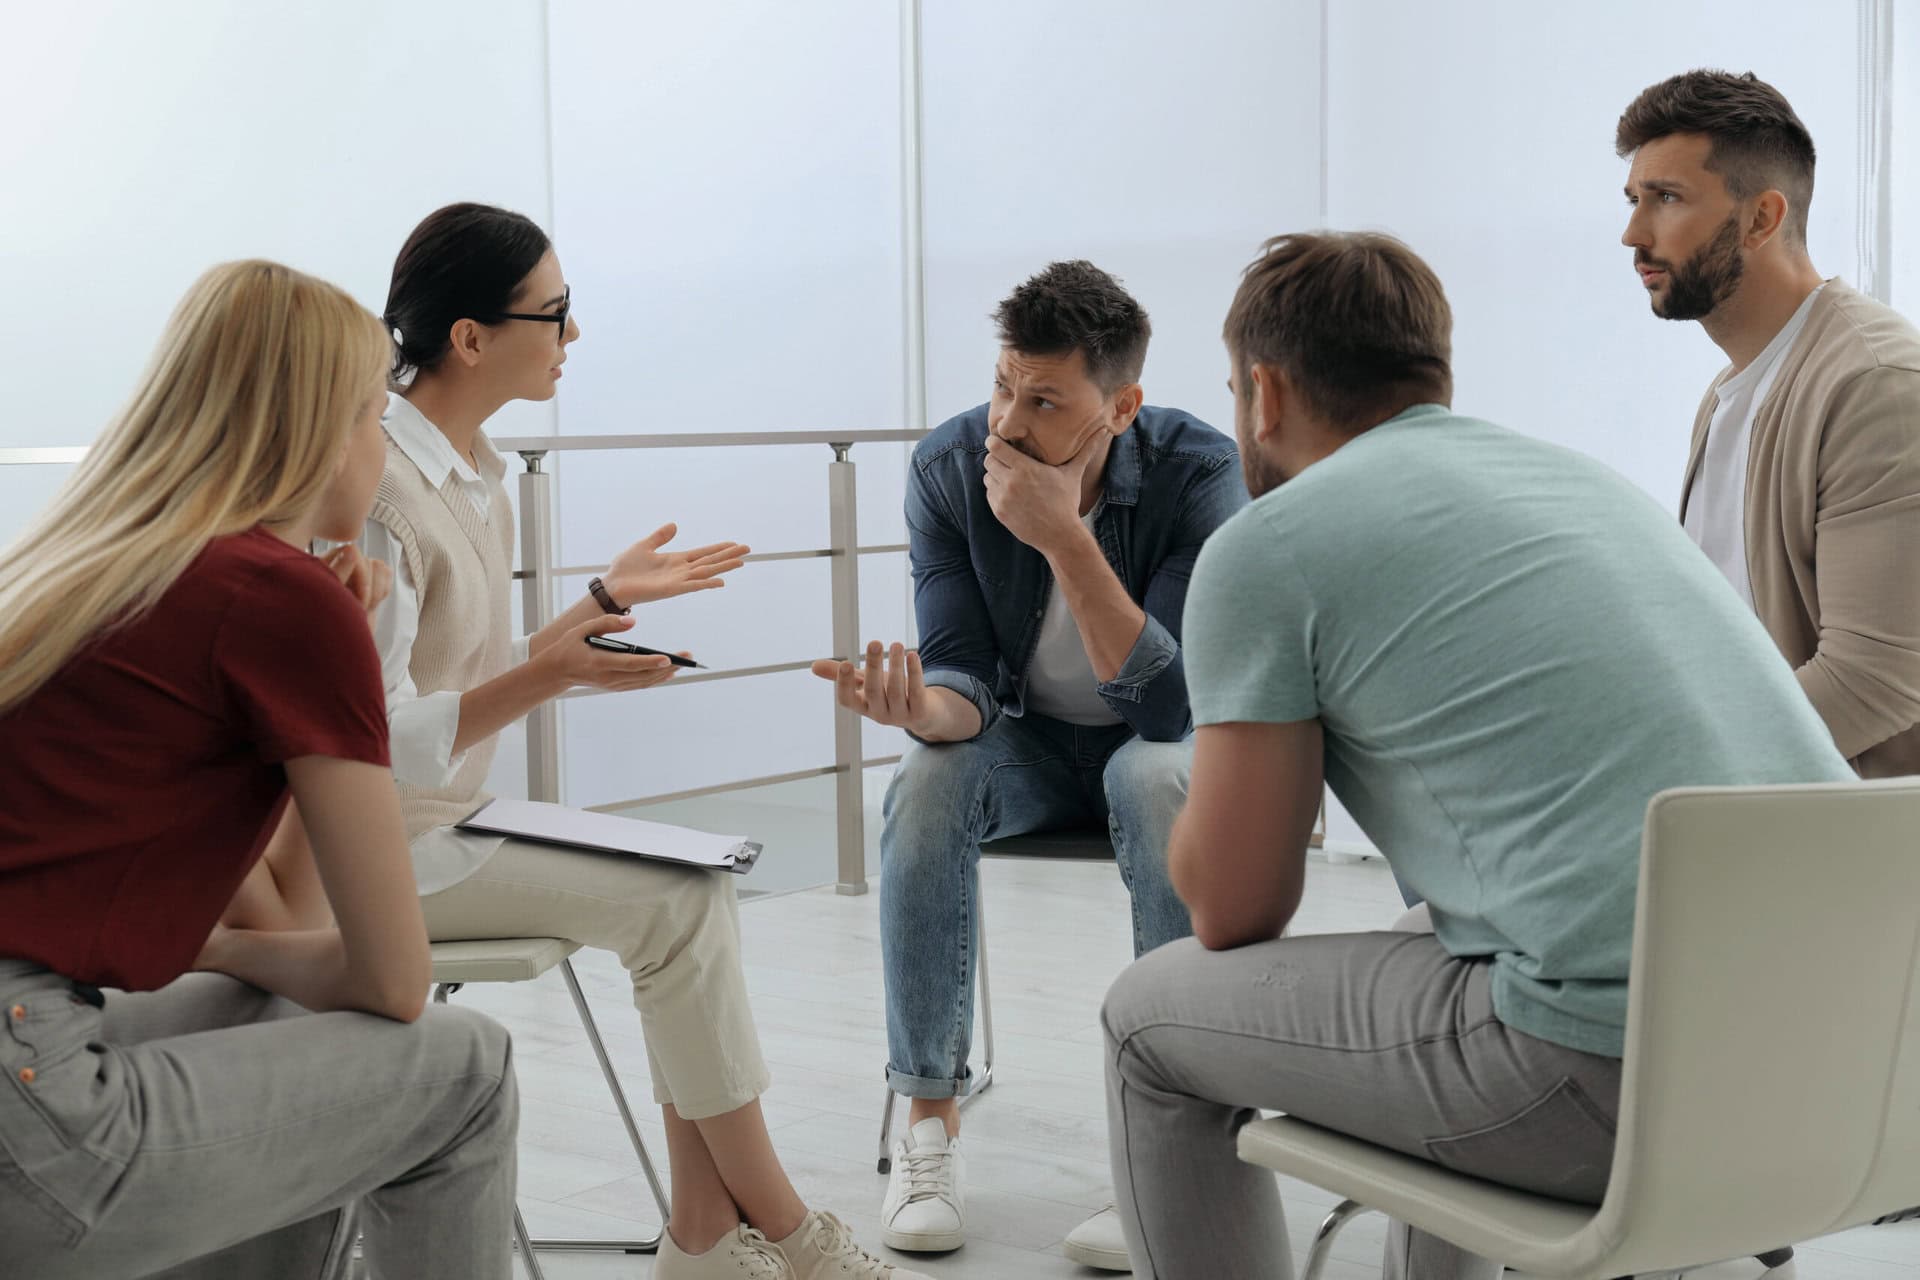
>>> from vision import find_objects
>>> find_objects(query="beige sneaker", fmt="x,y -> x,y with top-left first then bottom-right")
655,1222 -> 793,1279
773,1210 -> 935,1279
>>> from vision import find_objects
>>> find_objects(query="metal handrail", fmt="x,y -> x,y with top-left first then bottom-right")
522,545 -> 910,580
2,428 -> 922,895
0,447 -> 89,465
505,432 -> 923,893
492,428 -> 924,453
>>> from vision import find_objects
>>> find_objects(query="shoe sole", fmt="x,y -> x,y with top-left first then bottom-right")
882,1224 -> 966,1253
1062,1238 -> 1133,1271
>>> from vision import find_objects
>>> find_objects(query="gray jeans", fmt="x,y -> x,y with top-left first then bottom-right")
0,959 -> 519,1279
1103,933 -> 1622,1280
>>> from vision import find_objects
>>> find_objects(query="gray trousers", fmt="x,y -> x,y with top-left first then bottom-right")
1103,933 -> 1622,1280
0,959 -> 519,1280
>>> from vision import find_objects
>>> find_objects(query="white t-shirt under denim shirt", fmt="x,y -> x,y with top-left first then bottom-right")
1021,507 -> 1125,727
358,393 -> 529,895
1683,284 -> 1825,606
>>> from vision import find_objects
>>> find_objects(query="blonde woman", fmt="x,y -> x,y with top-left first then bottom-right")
365,202 -> 933,1280
0,261 -> 518,1280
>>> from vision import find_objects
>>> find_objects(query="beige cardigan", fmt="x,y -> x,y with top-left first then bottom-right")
1682,280 -> 1920,779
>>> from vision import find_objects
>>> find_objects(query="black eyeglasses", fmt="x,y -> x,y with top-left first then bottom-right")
486,285 -> 570,345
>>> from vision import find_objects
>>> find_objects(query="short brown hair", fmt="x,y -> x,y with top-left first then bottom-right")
1615,70 -> 1816,244
994,260 -> 1151,394
1223,232 -> 1452,432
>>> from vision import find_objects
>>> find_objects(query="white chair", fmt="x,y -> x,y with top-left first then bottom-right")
874,826 -> 1116,1173
1237,778 -> 1920,1279
430,938 -> 672,1280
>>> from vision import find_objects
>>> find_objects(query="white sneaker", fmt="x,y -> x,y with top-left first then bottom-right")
655,1223 -> 792,1279
1063,1204 -> 1133,1271
775,1209 -> 936,1279
880,1116 -> 966,1252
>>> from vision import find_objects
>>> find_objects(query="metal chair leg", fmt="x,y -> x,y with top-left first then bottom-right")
547,958 -> 667,1254
877,1080 -> 900,1173
436,966 -> 666,1263
511,1205 -> 547,1280
1300,1200 -> 1369,1280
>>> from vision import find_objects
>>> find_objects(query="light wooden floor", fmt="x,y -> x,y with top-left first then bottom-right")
442,853 -> 1920,1279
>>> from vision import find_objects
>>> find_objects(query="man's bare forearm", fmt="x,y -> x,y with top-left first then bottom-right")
1047,527 -> 1146,682
911,685 -> 985,743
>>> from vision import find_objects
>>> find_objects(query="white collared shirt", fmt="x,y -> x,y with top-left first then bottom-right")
359,392 -> 530,894
1684,284 -> 1824,606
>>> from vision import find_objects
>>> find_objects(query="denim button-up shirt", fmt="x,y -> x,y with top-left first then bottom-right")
908,402 -> 1248,743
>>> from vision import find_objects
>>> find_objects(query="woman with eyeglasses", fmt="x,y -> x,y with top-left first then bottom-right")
0,260 -> 517,1278
327,202 -> 931,1280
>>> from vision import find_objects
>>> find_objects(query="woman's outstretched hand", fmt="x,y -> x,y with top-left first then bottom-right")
603,522 -> 750,606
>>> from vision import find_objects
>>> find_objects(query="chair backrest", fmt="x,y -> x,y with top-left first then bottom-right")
1590,778 -> 1920,1266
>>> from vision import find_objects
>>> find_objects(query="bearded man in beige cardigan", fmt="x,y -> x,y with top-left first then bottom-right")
1618,69 -> 1920,783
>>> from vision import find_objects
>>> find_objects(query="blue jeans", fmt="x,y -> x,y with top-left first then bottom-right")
880,713 -> 1192,1098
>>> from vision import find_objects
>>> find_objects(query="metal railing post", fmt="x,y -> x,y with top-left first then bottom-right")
827,442 -> 869,895
519,451 -> 562,804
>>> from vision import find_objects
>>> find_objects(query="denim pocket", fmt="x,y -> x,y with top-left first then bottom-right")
1422,1077 -> 1617,1203
0,989 -> 128,1240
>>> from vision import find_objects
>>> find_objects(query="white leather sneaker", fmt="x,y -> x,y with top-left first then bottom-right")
880,1116 -> 966,1252
774,1209 -> 936,1279
655,1223 -> 792,1279
1063,1204 -> 1133,1271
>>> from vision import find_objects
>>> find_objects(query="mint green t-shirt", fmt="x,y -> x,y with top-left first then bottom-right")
1184,405 -> 1852,1057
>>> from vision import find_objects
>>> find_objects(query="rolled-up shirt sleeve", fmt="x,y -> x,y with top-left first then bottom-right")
1094,453 -> 1251,741
908,456 -> 1003,741
360,519 -> 470,789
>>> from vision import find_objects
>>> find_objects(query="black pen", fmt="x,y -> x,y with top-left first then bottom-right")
584,635 -> 706,668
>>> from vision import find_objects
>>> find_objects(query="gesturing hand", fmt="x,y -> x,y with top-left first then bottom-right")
541,614 -> 684,693
810,641 -> 930,735
603,522 -> 751,608
321,545 -> 393,619
983,430 -> 1104,555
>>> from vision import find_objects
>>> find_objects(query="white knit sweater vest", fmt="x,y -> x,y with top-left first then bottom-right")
368,431 -> 516,841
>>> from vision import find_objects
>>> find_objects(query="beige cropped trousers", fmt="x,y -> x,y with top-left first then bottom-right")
420,837 -> 770,1120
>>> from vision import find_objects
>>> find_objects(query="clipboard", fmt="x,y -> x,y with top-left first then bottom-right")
458,798 -> 762,875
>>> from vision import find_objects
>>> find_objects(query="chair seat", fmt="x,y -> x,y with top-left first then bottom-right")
980,828 -> 1114,860
430,937 -> 581,985
1237,1117 -> 1609,1276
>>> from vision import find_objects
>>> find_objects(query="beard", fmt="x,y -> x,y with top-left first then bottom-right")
1644,212 -> 1745,321
1239,448 -> 1287,498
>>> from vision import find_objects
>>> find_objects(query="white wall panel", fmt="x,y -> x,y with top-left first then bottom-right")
0,0 -> 556,452
1893,11 -> 1919,313
919,0 -> 1325,438
1326,0 -> 1864,509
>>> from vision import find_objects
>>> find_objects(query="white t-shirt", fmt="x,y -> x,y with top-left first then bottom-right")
1022,508 -> 1124,727
1683,285 -> 1825,606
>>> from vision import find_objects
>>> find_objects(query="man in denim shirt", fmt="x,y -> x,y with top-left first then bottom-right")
812,261 -> 1245,1264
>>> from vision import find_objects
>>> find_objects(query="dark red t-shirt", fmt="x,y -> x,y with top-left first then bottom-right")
0,527 -> 390,990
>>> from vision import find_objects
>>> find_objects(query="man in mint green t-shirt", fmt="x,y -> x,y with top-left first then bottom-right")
1099,232 -> 1852,1280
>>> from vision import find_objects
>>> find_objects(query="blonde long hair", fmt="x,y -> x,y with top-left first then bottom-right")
0,259 -> 390,716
